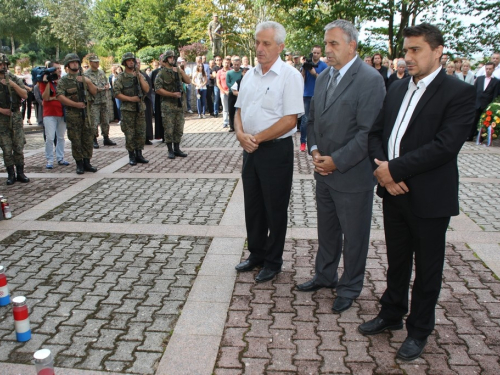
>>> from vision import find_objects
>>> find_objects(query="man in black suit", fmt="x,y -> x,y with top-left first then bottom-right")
359,23 -> 475,361
470,62 -> 500,140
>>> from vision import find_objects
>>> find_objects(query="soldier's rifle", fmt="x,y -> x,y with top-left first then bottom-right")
77,67 -> 92,127
3,70 -> 14,129
172,58 -> 183,108
134,60 -> 144,112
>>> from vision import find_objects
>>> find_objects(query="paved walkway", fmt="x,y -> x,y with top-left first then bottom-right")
0,115 -> 499,375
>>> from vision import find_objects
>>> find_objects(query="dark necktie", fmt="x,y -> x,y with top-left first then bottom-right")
325,69 -> 340,106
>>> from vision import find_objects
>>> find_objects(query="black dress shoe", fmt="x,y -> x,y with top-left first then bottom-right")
255,268 -> 281,283
296,279 -> 326,292
396,337 -> 427,361
235,259 -> 263,272
332,296 -> 353,313
358,317 -> 404,335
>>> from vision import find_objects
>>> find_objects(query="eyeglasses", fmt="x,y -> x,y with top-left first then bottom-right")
83,66 -> 89,68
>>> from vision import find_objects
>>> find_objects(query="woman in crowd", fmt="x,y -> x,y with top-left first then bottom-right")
192,64 -> 208,118
15,66 -> 35,125
112,65 -> 123,124
446,61 -> 458,77
456,59 -> 475,85
382,57 -> 393,79
387,60 -> 409,88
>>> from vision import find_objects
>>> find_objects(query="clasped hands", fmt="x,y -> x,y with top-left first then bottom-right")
312,150 -> 336,176
373,159 -> 409,196
237,133 -> 258,153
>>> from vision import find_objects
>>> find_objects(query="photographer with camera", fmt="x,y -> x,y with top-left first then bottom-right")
299,45 -> 328,151
40,61 -> 70,169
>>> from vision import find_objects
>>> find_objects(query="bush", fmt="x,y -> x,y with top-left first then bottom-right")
115,44 -> 137,62
137,45 -> 176,64
179,43 -> 208,62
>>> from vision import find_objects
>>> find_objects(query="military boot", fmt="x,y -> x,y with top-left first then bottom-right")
16,165 -> 30,183
135,150 -> 149,163
103,136 -> 116,146
128,151 -> 137,166
83,159 -> 97,172
93,137 -> 99,149
76,160 -> 85,175
6,166 -> 16,185
173,143 -> 187,157
167,143 -> 175,159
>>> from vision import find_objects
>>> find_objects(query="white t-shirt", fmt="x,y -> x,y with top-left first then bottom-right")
235,57 -> 304,138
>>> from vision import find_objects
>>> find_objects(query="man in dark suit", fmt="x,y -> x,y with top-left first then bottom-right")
470,62 -> 500,140
359,23 -> 475,361
296,20 -> 385,314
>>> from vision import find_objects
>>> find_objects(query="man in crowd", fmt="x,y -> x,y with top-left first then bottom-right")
234,21 -> 304,283
475,52 -> 500,79
0,53 -> 29,185
300,45 -> 328,151
440,53 -> 449,70
217,56 -> 231,128
364,56 -> 373,66
208,14 -> 223,57
226,55 -> 242,132
296,20 -> 385,315
56,53 -> 98,174
470,62 -> 500,141
212,56 -> 222,118
84,54 -> 117,149
40,61 -> 70,169
113,52 -> 150,166
137,58 -> 154,145
151,56 -> 164,140
293,53 -> 302,70
155,50 -> 192,159
361,23 -> 475,361
202,56 -> 214,116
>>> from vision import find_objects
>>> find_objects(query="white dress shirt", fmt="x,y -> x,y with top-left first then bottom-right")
235,57 -> 304,138
388,66 -> 441,160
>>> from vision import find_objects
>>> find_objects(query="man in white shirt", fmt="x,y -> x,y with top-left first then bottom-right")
362,23 -> 475,361
233,21 -> 304,283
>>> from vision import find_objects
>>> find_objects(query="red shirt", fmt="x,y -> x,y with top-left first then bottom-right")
217,69 -> 229,92
39,82 -> 64,117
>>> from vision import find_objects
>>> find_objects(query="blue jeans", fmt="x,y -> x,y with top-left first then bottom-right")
44,116 -> 66,163
197,89 -> 207,115
115,98 -> 121,120
186,84 -> 192,111
300,96 -> 312,144
213,86 -> 220,114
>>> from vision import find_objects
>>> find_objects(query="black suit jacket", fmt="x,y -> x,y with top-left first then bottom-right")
474,76 -> 500,110
368,69 -> 476,218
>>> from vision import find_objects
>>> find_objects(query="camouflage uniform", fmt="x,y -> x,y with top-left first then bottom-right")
208,19 -> 223,57
155,67 -> 184,144
0,71 -> 26,168
56,73 -> 94,162
113,72 -> 146,152
84,66 -> 110,138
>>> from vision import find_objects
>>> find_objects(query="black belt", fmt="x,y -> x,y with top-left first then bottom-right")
259,137 -> 291,147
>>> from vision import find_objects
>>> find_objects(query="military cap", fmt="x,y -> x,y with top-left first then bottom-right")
121,52 -> 136,66
63,53 -> 81,68
0,53 -> 10,65
293,52 -> 300,58
88,54 -> 100,62
161,50 -> 175,62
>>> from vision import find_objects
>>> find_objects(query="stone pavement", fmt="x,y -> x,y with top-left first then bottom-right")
0,114 -> 499,375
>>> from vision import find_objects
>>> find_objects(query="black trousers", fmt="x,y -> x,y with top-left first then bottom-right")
378,193 -> 450,340
206,86 -> 214,115
228,92 -> 237,130
242,137 -> 293,271
145,97 -> 153,141
154,95 -> 164,140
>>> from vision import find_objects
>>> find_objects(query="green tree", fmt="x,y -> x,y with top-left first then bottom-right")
0,0 -> 39,54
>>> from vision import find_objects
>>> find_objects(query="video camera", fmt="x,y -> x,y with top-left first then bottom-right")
31,66 -> 59,84
302,53 -> 319,71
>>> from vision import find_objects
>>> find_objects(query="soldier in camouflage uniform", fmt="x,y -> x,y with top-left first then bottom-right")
155,50 -> 191,159
113,52 -> 150,166
84,54 -> 117,149
56,53 -> 99,174
208,14 -> 223,57
0,53 -> 29,185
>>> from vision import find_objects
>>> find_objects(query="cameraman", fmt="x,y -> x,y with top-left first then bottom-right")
40,61 -> 70,168
299,45 -> 328,151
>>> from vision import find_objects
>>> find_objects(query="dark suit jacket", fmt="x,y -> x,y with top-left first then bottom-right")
368,69 -> 476,218
474,76 -> 500,110
307,57 -> 386,193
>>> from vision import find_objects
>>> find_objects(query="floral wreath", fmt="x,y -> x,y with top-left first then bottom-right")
477,96 -> 500,146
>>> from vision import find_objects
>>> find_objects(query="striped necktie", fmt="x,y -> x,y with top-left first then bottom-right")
325,69 -> 340,106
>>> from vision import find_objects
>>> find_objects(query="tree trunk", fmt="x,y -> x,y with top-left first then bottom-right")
388,0 -> 395,59
10,35 -> 15,55
56,41 -> 60,61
